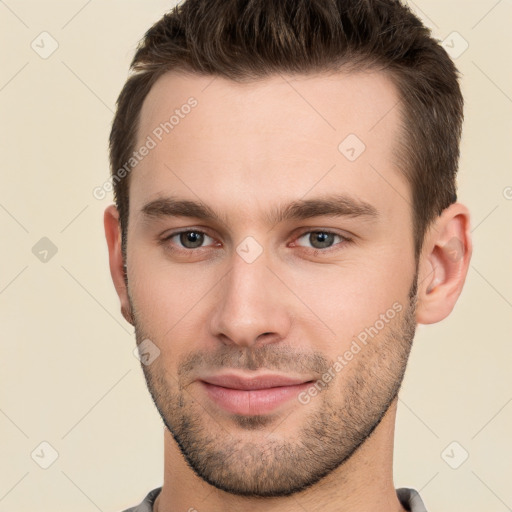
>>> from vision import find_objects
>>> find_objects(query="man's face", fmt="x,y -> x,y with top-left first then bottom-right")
125,70 -> 418,497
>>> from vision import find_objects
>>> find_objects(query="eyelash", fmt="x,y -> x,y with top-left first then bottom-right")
159,228 -> 353,254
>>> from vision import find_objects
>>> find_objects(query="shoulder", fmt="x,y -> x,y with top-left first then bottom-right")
120,487 -> 162,512
396,487 -> 428,512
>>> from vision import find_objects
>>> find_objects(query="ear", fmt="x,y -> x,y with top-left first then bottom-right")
415,202 -> 473,325
104,205 -> 134,325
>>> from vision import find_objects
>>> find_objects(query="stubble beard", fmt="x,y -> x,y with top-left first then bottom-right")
129,275 -> 418,498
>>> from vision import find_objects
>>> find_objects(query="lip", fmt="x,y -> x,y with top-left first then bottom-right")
201,373 -> 311,390
199,373 -> 314,415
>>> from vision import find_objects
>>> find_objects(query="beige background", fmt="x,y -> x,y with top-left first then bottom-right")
0,0 -> 511,510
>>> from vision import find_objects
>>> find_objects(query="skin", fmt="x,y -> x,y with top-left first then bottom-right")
104,70 -> 472,512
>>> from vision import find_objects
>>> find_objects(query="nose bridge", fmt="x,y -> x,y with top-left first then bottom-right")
210,248 -> 291,347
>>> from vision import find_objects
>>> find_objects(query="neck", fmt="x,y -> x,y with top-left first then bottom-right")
155,398 -> 406,512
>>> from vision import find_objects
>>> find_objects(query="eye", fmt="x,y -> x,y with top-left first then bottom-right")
160,228 -> 351,254
294,230 -> 348,250
164,230 -> 216,249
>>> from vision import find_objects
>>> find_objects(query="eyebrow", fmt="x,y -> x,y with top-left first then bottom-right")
140,194 -> 380,226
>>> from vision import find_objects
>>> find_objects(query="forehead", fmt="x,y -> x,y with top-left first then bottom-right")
130,69 -> 408,224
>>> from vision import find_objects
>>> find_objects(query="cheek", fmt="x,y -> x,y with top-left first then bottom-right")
128,254 -> 217,338
286,257 -> 411,351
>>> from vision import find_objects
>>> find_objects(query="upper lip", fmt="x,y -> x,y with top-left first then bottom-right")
200,373 -> 313,390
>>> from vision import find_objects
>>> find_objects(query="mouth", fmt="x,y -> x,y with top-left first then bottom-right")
199,373 -> 315,416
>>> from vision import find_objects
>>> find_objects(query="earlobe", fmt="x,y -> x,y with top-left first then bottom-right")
416,203 -> 472,325
104,205 -> 134,326
121,304 -> 134,325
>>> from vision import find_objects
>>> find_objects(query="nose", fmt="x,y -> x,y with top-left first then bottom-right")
209,250 -> 293,349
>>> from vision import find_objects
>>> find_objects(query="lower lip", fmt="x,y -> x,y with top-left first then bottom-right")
200,381 -> 313,416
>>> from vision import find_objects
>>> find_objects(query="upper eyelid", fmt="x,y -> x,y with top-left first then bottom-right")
293,230 -> 351,249
163,229 -> 216,246
295,228 -> 351,239
164,228 -> 214,238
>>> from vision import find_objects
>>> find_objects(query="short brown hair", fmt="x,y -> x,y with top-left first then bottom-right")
109,0 -> 463,262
